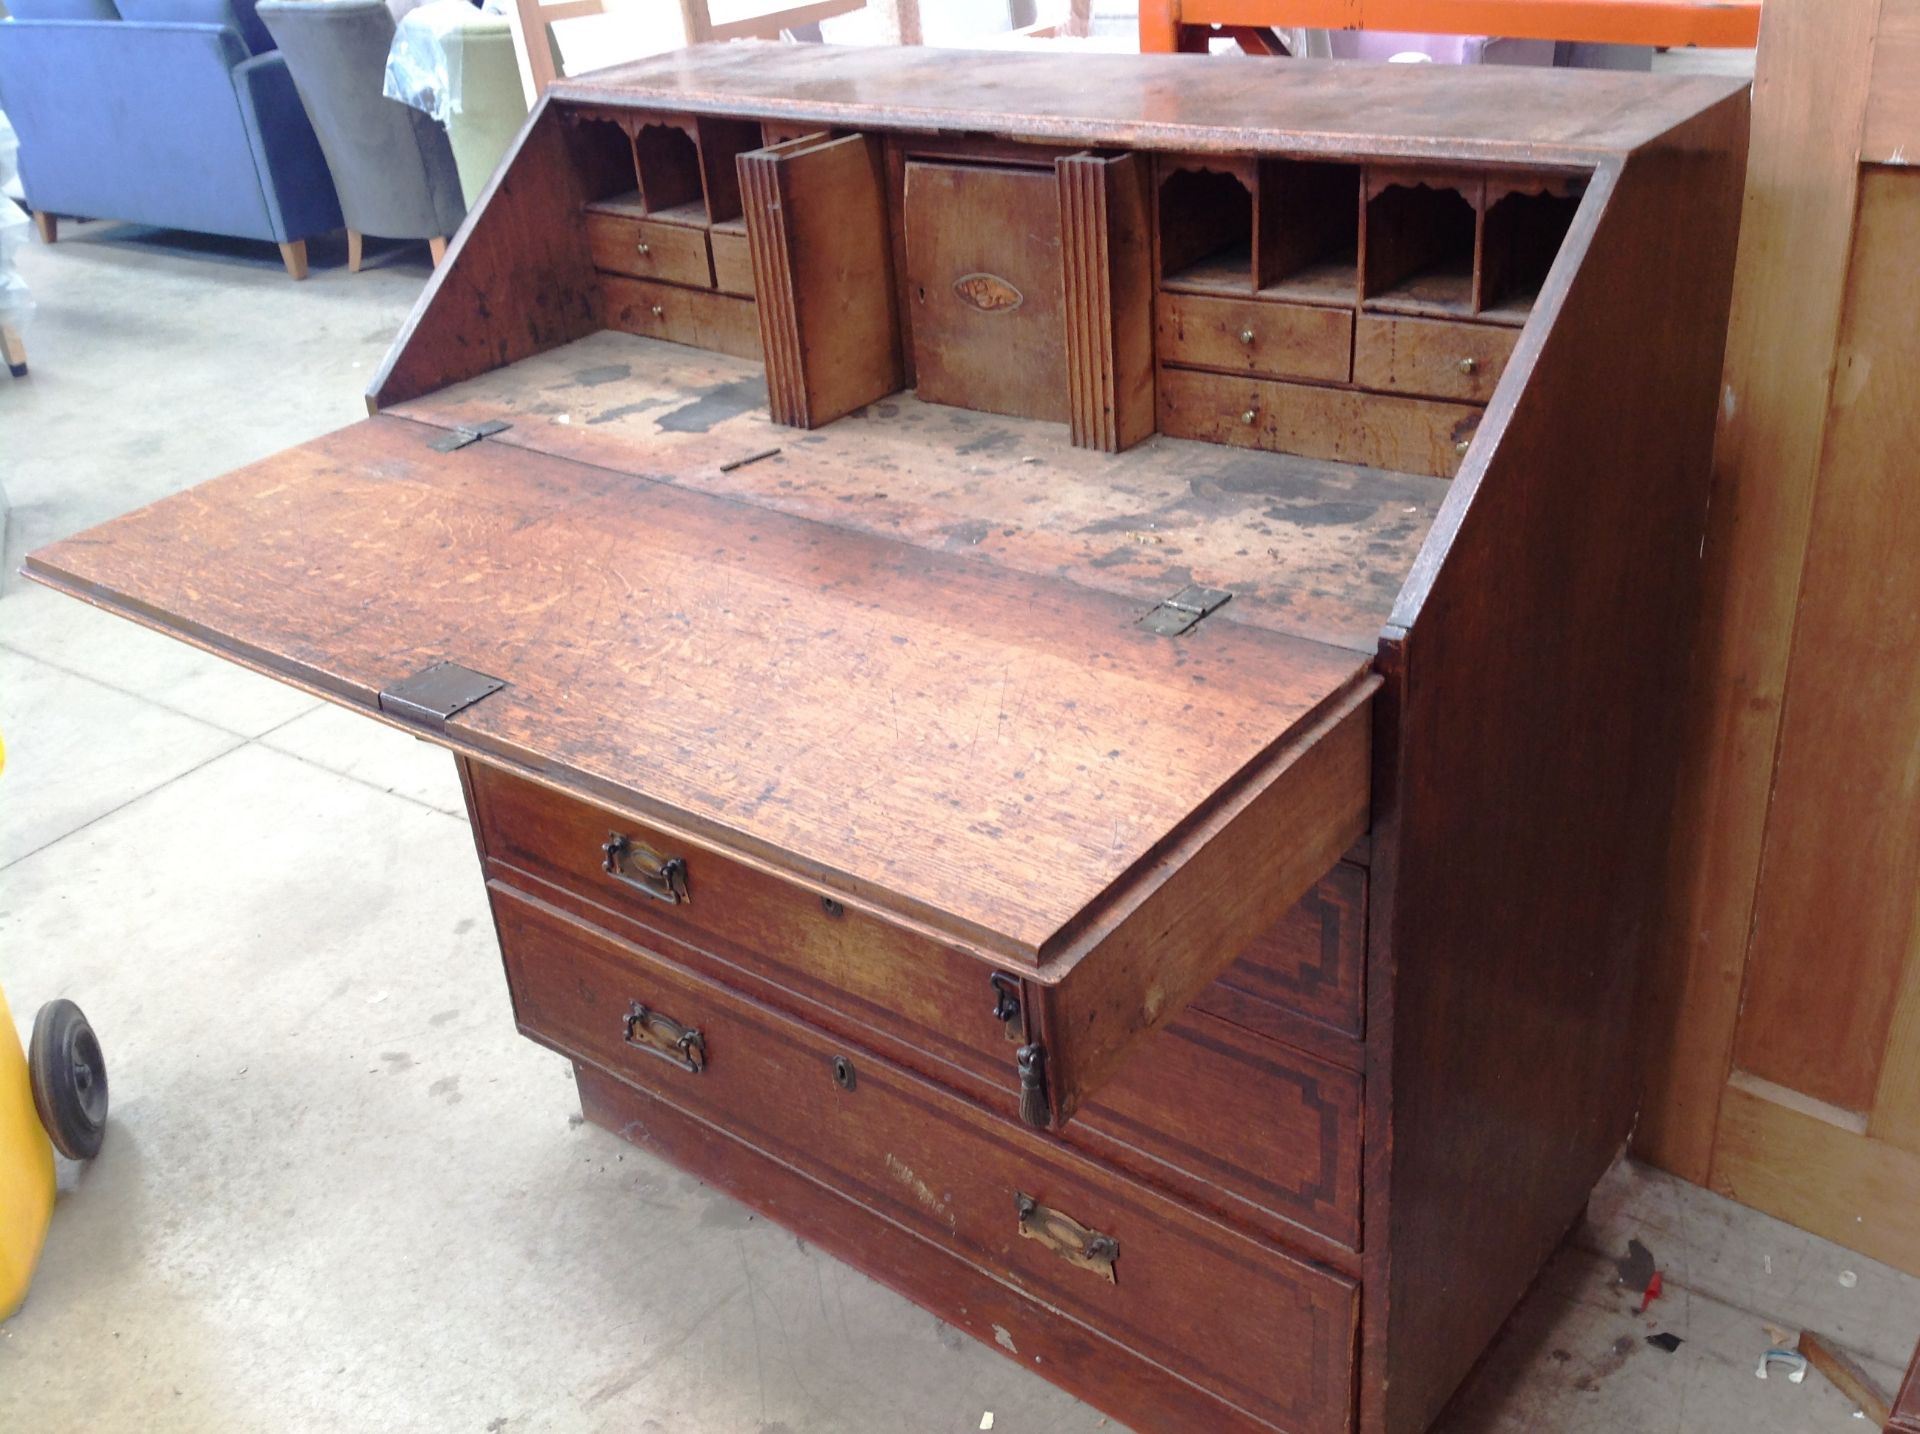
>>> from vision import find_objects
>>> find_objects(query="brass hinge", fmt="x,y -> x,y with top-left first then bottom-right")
1138,584 -> 1231,636
378,661 -> 507,731
428,418 -> 512,452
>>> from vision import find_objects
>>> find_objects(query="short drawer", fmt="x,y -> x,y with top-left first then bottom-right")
601,275 -> 763,361
1352,314 -> 1517,402
586,210 -> 714,288
710,224 -> 755,296
1157,292 -> 1353,383
1158,366 -> 1481,479
1073,1007 -> 1362,1249
495,886 -> 1358,1434
466,763 -> 1022,1093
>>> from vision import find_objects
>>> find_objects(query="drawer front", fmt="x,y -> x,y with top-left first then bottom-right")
1158,366 -> 1480,479
1198,859 -> 1366,1043
1157,292 -> 1353,383
710,226 -> 755,296
1074,1007 -> 1362,1249
601,275 -> 763,361
467,764 -> 1022,1089
496,887 -> 1358,1434
1352,314 -> 1517,402
587,211 -> 714,288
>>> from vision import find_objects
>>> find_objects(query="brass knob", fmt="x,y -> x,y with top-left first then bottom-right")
650,304 -> 664,317
1455,438 -> 1471,455
1241,408 -> 1258,425
637,241 -> 651,255
1457,356 -> 1478,375
1239,327 -> 1256,345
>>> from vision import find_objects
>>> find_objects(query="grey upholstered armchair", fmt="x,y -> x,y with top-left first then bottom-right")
256,0 -> 467,270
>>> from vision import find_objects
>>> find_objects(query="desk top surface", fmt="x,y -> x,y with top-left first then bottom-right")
560,42 -> 1750,166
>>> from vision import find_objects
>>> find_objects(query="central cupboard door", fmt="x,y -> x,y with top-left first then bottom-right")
904,160 -> 1070,423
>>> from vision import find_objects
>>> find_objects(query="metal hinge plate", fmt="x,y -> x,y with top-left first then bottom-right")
428,419 -> 511,452
1138,584 -> 1232,636
378,661 -> 507,731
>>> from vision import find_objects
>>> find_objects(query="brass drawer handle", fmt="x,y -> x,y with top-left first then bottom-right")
623,1000 -> 706,1073
1015,1192 -> 1119,1283
1238,326 -> 1256,345
1457,355 -> 1478,375
601,831 -> 689,904
637,241 -> 652,255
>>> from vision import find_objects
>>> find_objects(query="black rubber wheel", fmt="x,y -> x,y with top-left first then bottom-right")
29,999 -> 108,1161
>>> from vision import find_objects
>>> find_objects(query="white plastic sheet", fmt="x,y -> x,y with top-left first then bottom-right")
0,111 -> 34,340
385,0 -> 510,124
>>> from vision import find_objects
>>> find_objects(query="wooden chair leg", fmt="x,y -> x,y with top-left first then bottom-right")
278,239 -> 309,280
428,235 -> 449,266
346,229 -> 364,274
31,212 -> 55,244
2,325 -> 26,378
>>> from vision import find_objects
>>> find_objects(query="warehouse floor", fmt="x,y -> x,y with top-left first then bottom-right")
3,224 -> 1915,1434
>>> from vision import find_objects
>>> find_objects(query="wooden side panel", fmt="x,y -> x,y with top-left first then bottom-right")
1732,168 -> 1920,1113
1893,1341 -> 1920,1434
739,133 -> 903,428
370,103 -> 601,410
1865,0 -> 1920,163
1057,152 -> 1155,451
1378,94 -> 1749,1434
1636,0 -> 1885,1180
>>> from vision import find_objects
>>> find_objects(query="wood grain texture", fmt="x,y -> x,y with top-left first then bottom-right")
1873,936 -> 1920,1153
1894,1341 -> 1920,1434
585,207 -> 714,287
1157,366 -> 1479,479
600,275 -> 761,359
1732,167 -> 1920,1113
551,42 -> 1748,167
1377,90 -> 1749,1434
369,102 -> 601,410
1866,0 -> 1920,163
1058,152 -> 1156,451
905,160 -> 1068,423
1635,0 -> 1885,1181
392,331 -> 1445,654
1712,1082 -> 1920,1278
22,414 -> 1366,972
1156,291 -> 1354,384
1352,314 -> 1516,404
1797,1330 -> 1894,1427
1191,857 -> 1367,1048
503,889 -> 1360,1434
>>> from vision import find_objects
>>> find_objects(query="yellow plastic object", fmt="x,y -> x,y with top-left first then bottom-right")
0,982 -> 57,1322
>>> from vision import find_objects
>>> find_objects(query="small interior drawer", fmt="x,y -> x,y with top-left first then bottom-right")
1156,291 -> 1353,384
494,886 -> 1358,1434
1353,314 -> 1518,402
586,209 -> 715,288
709,224 -> 755,296
600,275 -> 762,361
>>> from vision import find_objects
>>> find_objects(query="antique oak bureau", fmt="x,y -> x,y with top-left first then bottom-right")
27,47 -> 1748,1434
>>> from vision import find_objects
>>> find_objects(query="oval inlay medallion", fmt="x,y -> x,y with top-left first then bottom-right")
953,272 -> 1024,313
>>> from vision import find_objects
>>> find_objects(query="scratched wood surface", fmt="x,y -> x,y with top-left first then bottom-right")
25,413 -> 1367,962
553,42 -> 1748,168
389,331 -> 1444,654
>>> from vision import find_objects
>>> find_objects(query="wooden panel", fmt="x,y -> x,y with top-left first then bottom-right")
22,413 -> 1368,970
585,210 -> 714,287
600,275 -> 761,360
1733,168 -> 1920,1112
1194,859 -> 1367,1046
1156,292 -> 1353,383
1894,1341 -> 1920,1434
1146,0 -> 1762,49
1865,0 -> 1920,164
709,224 -> 754,296
1873,945 -> 1920,1152
1636,0 -> 1885,1181
498,888 -> 1360,1434
1157,367 -> 1480,479
739,133 -> 903,428
1074,1006 -> 1363,1249
1375,90 -> 1749,1434
1712,1082 -> 1920,1277
550,44 -> 1750,168
1058,152 -> 1156,452
370,103 -> 602,409
1352,314 -> 1516,403
905,160 -> 1069,423
574,1061 -> 1290,1434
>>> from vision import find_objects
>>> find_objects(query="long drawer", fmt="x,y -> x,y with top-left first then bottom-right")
495,885 -> 1359,1434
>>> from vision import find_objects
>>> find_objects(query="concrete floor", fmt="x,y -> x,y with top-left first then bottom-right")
3,221 -> 1916,1434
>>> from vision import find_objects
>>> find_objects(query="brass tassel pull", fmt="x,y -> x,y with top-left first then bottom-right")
1016,1044 -> 1050,1128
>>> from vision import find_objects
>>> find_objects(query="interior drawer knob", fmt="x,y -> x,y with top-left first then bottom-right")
1457,355 -> 1478,375
623,1000 -> 706,1073
650,304 -> 665,318
601,831 -> 689,904
637,241 -> 652,255
1238,326 -> 1256,345
1241,407 -> 1258,425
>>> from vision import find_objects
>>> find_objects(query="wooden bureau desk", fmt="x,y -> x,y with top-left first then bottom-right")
26,47 -> 1749,1434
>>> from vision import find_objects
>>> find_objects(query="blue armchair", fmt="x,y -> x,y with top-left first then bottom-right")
0,0 -> 343,278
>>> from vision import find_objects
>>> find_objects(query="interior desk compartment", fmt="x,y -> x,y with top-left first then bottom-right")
495,886 -> 1360,1434
1157,291 -> 1353,383
1361,168 -> 1481,318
